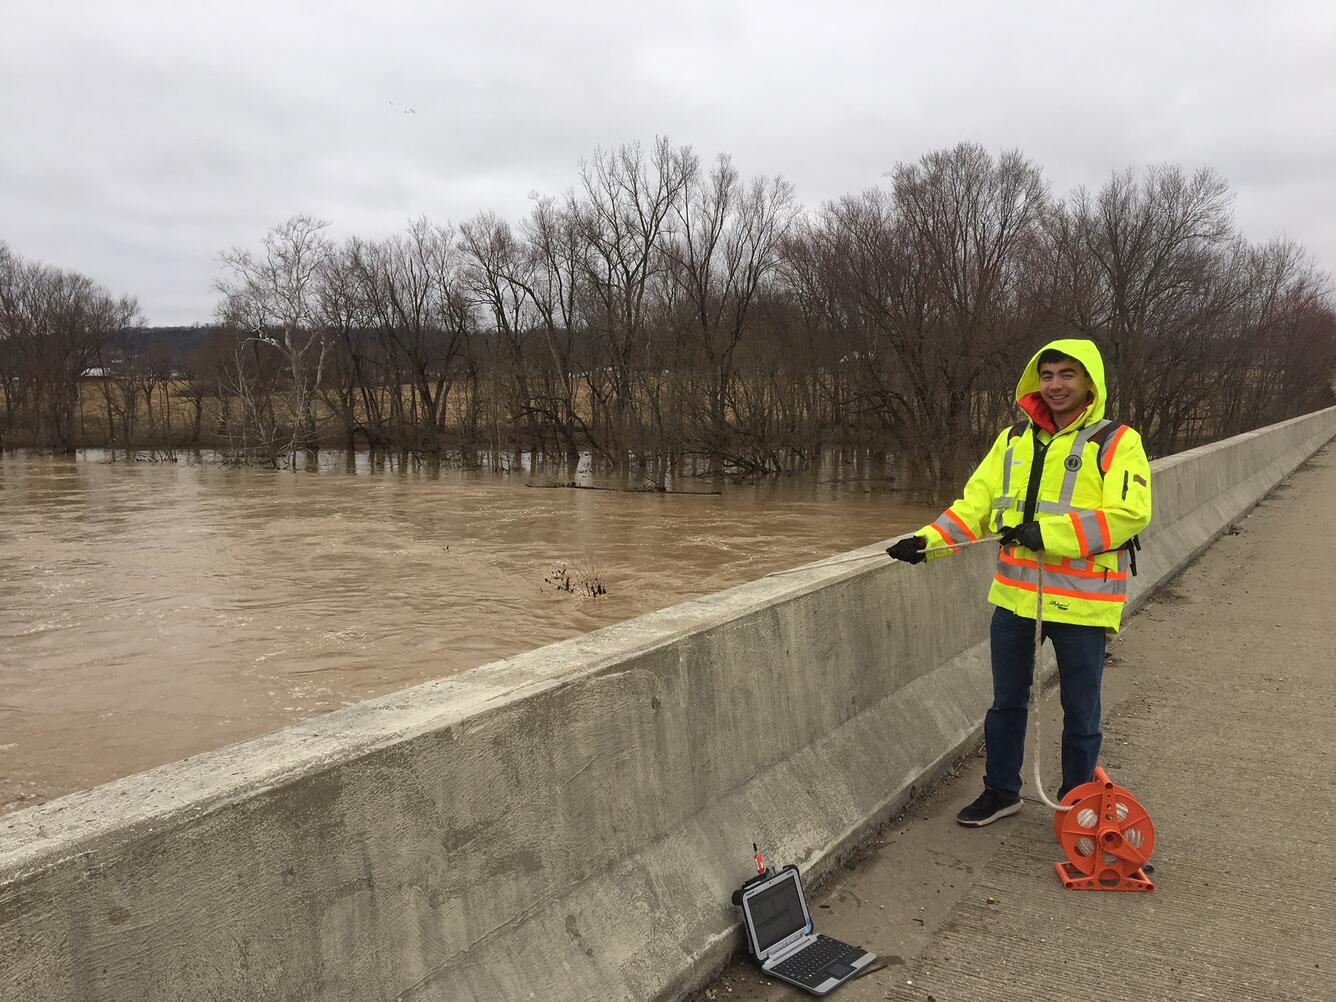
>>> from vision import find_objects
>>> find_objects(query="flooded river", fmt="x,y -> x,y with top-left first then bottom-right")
0,451 -> 938,814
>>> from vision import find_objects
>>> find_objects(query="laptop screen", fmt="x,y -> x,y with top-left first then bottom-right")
747,872 -> 807,953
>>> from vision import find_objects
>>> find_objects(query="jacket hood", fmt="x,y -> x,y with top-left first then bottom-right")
1015,338 -> 1107,433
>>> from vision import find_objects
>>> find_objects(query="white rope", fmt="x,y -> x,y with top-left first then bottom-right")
763,534 -> 1003,578
1030,554 -> 1072,813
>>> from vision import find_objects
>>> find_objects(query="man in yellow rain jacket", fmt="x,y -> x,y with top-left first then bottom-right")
887,339 -> 1152,826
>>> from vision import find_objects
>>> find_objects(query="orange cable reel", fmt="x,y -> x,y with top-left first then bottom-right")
1052,766 -> 1155,891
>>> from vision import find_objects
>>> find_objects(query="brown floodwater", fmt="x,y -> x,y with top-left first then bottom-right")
0,451 -> 938,815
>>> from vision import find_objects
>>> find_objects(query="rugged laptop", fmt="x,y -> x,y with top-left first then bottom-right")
738,866 -> 876,996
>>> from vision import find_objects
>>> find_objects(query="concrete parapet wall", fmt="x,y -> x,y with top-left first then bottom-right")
3,407 -> 1334,1002
1127,408 -> 1336,612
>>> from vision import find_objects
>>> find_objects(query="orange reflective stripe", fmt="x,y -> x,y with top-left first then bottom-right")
924,523 -> 960,553
1100,425 -> 1128,474
1095,510 -> 1111,551
1070,511 -> 1089,555
994,573 -> 1127,602
945,509 -> 978,542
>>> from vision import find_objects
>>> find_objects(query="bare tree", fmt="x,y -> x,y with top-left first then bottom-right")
1061,165 -> 1235,450
315,239 -> 375,452
574,139 -> 692,465
890,143 -> 1048,478
0,242 -> 26,446
460,212 -> 542,456
660,154 -> 796,472
216,214 -> 334,459
0,245 -> 139,451
523,196 -> 599,462
349,220 -> 473,459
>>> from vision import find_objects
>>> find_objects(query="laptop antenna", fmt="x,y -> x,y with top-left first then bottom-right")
753,843 -> 767,875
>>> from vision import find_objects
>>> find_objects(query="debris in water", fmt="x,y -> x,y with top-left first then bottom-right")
544,558 -> 607,599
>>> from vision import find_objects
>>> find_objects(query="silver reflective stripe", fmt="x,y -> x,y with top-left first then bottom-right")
1072,508 -> 1109,554
1058,419 -> 1110,506
1000,498 -> 1093,519
931,509 -> 975,546
996,556 -> 1128,599
996,498 -> 1076,514
1001,430 -> 1022,497
994,497 -> 1076,533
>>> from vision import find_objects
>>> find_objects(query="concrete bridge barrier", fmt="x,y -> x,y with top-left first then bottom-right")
3,406 -> 1334,1001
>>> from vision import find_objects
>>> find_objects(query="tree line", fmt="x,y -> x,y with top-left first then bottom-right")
3,140 -> 1334,486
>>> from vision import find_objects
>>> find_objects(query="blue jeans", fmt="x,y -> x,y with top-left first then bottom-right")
984,606 -> 1105,798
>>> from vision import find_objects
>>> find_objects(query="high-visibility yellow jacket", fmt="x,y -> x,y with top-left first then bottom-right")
917,338 -> 1152,631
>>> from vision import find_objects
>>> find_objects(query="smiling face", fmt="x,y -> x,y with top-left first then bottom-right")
1038,357 -> 1093,427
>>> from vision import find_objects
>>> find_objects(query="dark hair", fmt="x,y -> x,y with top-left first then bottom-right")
1036,349 -> 1086,375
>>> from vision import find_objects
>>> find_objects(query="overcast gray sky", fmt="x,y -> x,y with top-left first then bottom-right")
2,0 -> 1333,325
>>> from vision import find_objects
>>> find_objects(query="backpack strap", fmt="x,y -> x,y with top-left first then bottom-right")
1088,421 -> 1141,575
1008,419 -> 1029,440
1088,421 -> 1120,448
1091,422 -> 1130,477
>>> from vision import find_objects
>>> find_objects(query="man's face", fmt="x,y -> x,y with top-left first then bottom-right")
1038,359 -> 1092,421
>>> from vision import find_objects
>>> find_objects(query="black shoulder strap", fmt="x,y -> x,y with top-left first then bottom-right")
1090,420 -> 1142,574
1008,419 -> 1028,440
1090,421 -> 1126,449
1091,421 -> 1133,479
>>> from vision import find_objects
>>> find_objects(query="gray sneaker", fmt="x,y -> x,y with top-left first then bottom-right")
956,789 -> 1022,827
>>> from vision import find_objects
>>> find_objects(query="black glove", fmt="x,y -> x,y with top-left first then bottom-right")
886,536 -> 927,565
999,520 -> 1044,551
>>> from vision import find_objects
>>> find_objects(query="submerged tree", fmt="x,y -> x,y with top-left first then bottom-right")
660,152 -> 797,473
215,214 -> 334,461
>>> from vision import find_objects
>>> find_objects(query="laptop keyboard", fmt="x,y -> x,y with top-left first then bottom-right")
772,935 -> 864,985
